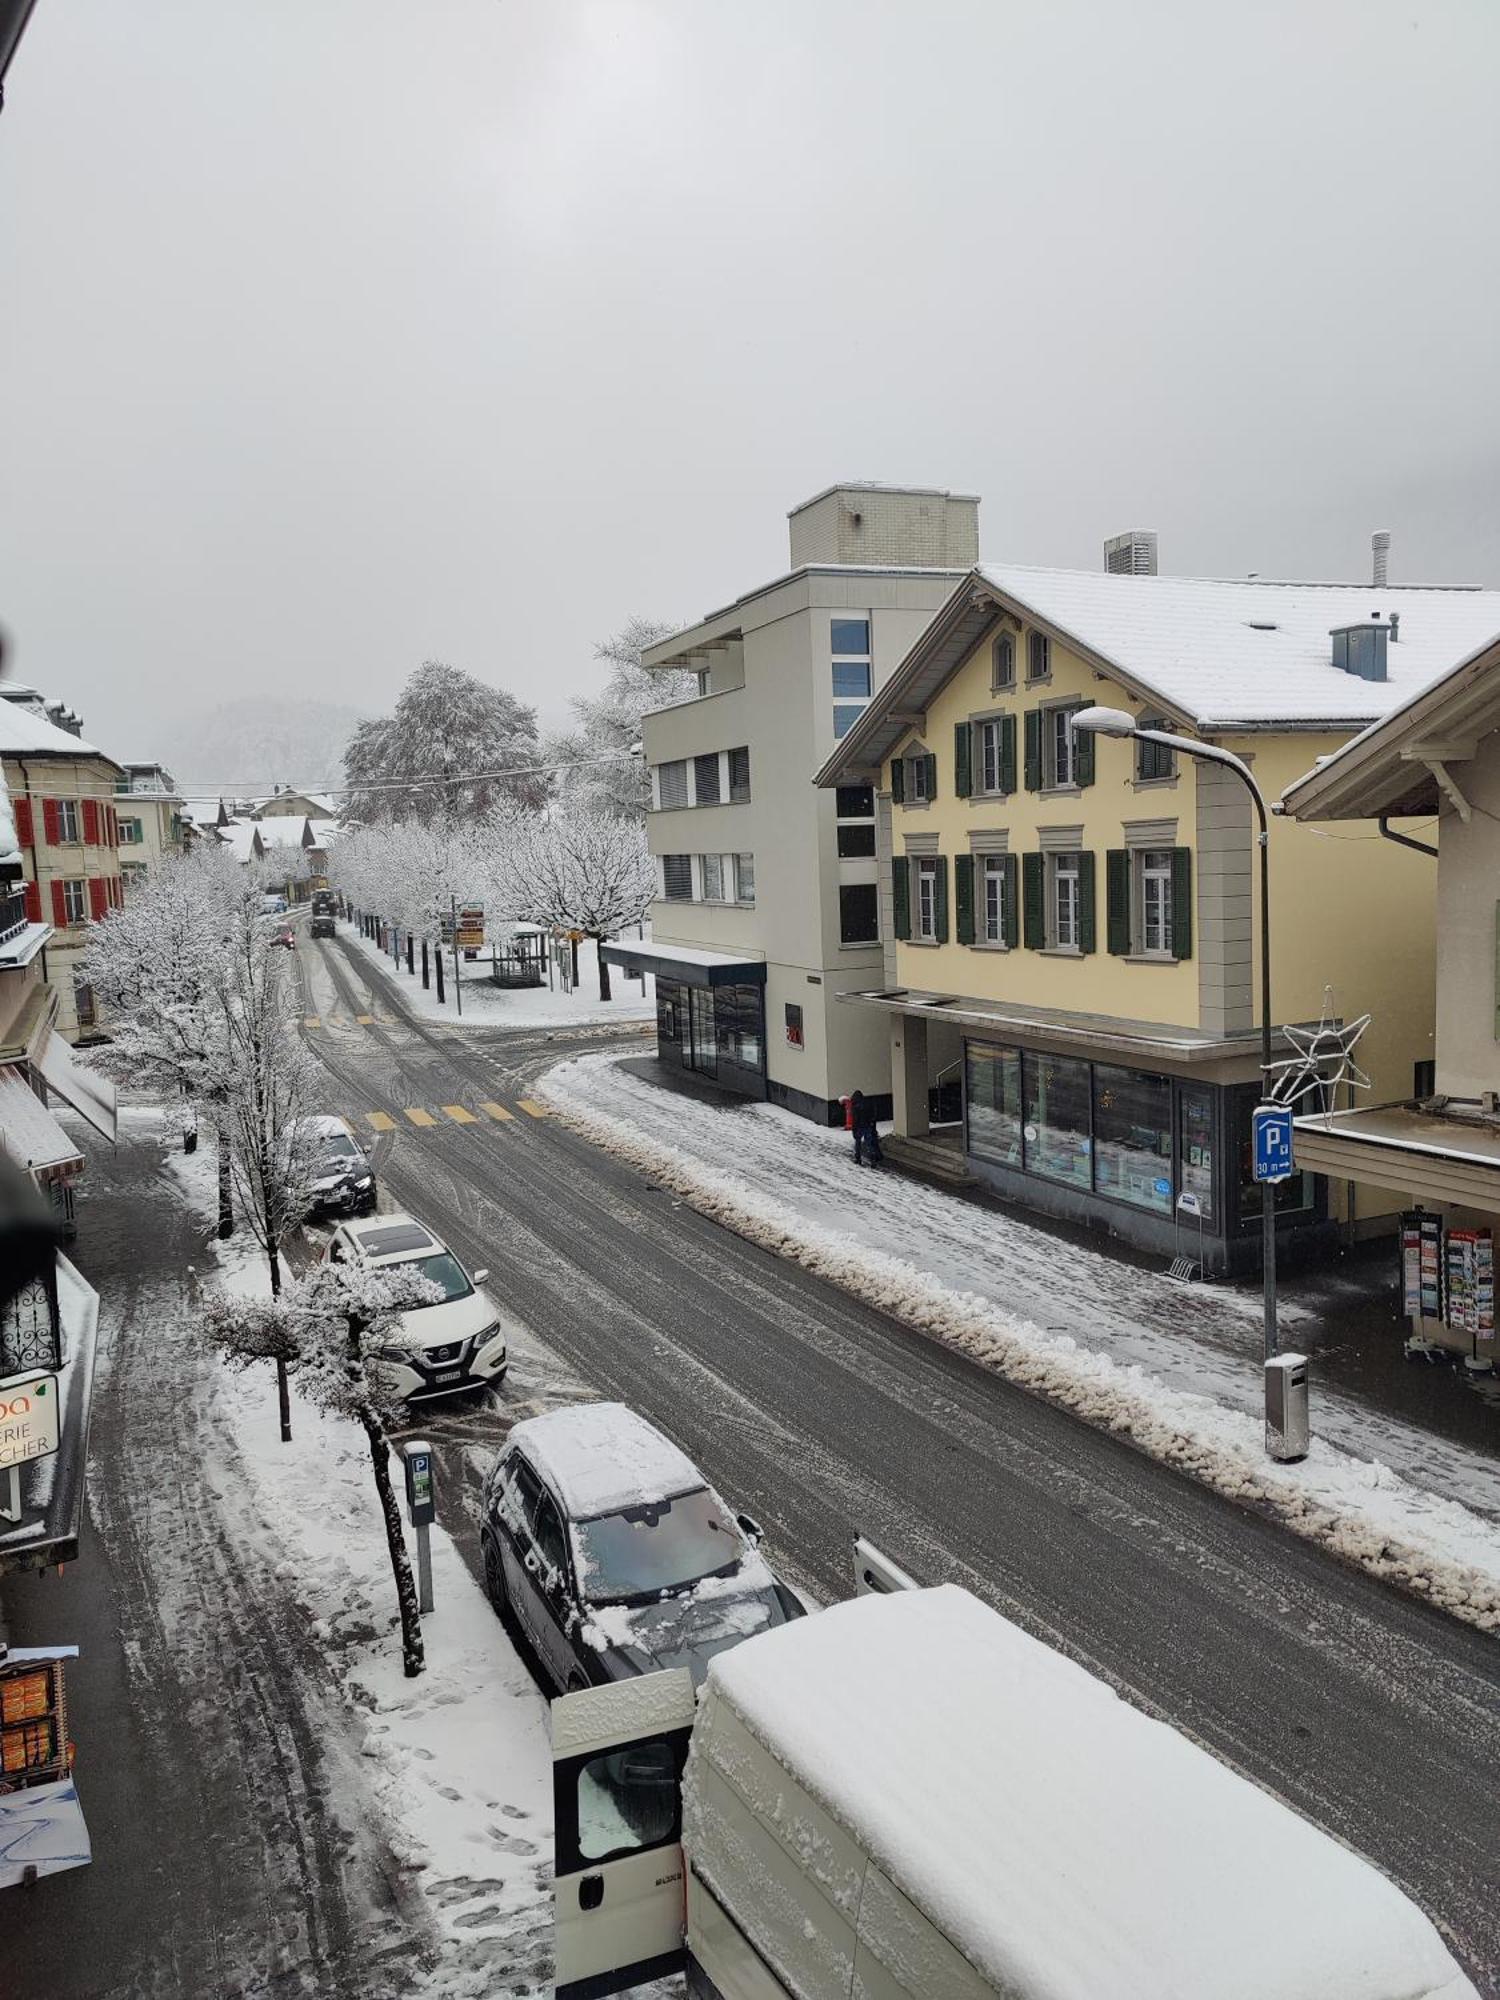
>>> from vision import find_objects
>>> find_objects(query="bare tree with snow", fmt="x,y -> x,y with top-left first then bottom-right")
200,1262 -> 439,1678
499,805 -> 655,1000
546,616 -> 696,819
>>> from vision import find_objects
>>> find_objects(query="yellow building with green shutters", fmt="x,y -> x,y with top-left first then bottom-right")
817,561 -> 1500,1274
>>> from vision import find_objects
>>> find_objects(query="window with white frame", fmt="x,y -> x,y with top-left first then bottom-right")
991,633 -> 1016,689
733,853 -> 755,905
1138,848 -> 1174,955
831,617 -> 872,740
118,817 -> 143,845
661,854 -> 692,900
700,853 -> 724,901
981,854 -> 1008,944
1026,631 -> 1050,682
977,719 -> 1003,795
57,799 -> 80,844
1050,852 -> 1080,949
61,878 -> 87,925
657,761 -> 689,810
915,858 -> 939,941
1046,705 -> 1075,789
908,754 -> 930,803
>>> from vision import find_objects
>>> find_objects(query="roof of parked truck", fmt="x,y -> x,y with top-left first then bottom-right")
511,1402 -> 704,1520
695,1585 -> 1473,2000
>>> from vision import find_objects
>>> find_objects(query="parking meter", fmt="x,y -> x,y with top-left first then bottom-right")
400,1440 -> 436,1614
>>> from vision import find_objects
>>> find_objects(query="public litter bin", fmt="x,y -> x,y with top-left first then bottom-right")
1265,1353 -> 1310,1462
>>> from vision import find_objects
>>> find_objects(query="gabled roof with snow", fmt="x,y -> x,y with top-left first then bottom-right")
978,564 -> 1500,728
0,701 -> 114,763
302,816 -> 341,848
513,1402 -> 704,1518
212,821 -> 264,864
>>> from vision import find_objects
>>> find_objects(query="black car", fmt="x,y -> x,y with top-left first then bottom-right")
295,1115 -> 377,1217
480,1402 -> 805,1694
310,913 -> 335,939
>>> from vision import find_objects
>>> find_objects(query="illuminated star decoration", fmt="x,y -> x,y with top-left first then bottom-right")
1264,991 -> 1372,1115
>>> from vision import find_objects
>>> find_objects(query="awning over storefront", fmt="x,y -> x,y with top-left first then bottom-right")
1293,1102 -> 1500,1210
838,987 -> 1293,1068
600,939 -> 767,990
0,1065 -> 85,1182
37,1028 -> 117,1143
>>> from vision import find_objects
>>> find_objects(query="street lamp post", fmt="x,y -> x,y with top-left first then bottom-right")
1070,708 -> 1279,1380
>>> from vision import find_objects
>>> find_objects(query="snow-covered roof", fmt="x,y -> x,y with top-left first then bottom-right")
303,816 -> 341,846
213,821 -> 263,864
603,938 -> 762,971
0,701 -> 111,761
978,564 -> 1500,727
512,1402 -> 704,1519
0,1066 -> 85,1178
701,1585 -> 1472,2000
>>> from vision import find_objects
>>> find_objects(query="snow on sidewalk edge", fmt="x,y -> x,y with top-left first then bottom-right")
536,1056 -> 1500,1636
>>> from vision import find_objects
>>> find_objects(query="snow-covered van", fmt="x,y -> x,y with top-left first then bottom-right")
552,1581 -> 1477,2000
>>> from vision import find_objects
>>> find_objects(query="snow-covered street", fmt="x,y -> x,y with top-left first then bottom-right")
340,923 -> 655,1032
538,1053 -> 1500,1630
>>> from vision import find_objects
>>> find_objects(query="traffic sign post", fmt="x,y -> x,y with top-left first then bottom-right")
1252,1103 -> 1295,1185
401,1439 -> 436,1615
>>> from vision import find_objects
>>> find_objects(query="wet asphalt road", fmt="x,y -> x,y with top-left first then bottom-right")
298,932 -> 1500,1994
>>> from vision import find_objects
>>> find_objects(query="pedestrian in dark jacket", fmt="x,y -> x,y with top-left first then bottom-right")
850,1090 -> 883,1168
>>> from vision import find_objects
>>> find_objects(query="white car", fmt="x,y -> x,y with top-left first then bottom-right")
323,1211 -> 512,1401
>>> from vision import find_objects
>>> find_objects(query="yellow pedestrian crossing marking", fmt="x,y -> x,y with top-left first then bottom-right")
358,1101 -> 540,1131
357,1014 -> 376,1025
404,1108 -> 436,1127
480,1101 -> 514,1122
518,1100 -> 549,1119
442,1104 -> 477,1124
367,1112 -> 396,1132
305,1016 -> 321,1029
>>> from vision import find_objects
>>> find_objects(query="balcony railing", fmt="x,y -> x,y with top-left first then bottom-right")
0,882 -> 30,949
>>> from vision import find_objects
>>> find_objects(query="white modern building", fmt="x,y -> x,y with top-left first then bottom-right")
605,484 -> 980,1122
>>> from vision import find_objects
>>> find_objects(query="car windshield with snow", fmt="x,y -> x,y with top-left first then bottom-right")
481,1401 -> 804,1694
296,1116 -> 377,1219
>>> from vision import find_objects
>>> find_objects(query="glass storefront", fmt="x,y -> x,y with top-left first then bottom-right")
1178,1085 -> 1215,1223
966,1044 -> 1021,1166
1022,1052 -> 1092,1190
1092,1065 -> 1173,1215
654,977 -> 765,1089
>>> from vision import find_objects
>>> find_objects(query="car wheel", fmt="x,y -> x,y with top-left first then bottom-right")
482,1533 -> 516,1631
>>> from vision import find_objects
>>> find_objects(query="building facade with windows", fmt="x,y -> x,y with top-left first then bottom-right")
2,699 -> 127,1042
818,558 -> 1500,1272
605,484 -> 979,1120
116,762 -> 187,891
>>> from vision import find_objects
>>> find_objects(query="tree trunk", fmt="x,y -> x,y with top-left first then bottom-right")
570,935 -> 580,988
216,1123 -> 233,1239
361,1408 -> 426,1678
596,936 -> 612,1001
421,939 -> 430,989
266,1242 -> 292,1443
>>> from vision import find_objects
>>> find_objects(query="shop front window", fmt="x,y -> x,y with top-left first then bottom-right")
688,988 -> 717,1075
1092,1066 -> 1172,1214
1177,1086 -> 1214,1222
1022,1051 -> 1091,1189
965,1043 -> 1021,1167
655,979 -> 683,1048
714,984 -> 765,1073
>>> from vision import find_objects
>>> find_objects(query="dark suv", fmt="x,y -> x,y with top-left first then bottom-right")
480,1402 -> 804,1693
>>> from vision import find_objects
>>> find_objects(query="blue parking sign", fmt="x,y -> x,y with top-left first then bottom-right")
1252,1103 -> 1295,1184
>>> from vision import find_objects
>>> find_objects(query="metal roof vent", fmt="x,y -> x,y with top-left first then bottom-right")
1372,530 -> 1390,588
1330,620 -> 1390,682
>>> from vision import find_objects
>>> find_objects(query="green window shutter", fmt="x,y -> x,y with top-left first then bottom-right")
955,854 -> 975,945
933,856 -> 949,943
1078,851 -> 1097,954
892,856 -> 911,940
1171,847 -> 1193,961
1023,709 -> 1041,791
1003,854 -> 1020,948
1106,849 -> 1131,956
925,752 -> 939,802
954,723 -> 972,800
1073,716 -> 1096,788
1000,714 -> 1017,796
1022,852 -> 1045,949
890,757 -> 905,804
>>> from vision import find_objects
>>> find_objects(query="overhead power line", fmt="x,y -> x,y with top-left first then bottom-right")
171,748 -> 644,800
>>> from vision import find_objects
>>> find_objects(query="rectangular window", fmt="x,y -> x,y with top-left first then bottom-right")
688,987 -> 717,1073
831,618 -> 871,655
1050,853 -> 1080,948
61,879 -> 87,925
832,660 -> 873,699
966,1043 -> 1022,1166
693,754 -> 721,806
1179,1085 -> 1215,1223
716,983 -> 764,1072
981,855 -> 1008,944
837,824 -> 876,858
1046,707 -> 1075,789
1135,723 -> 1176,782
74,979 -> 96,1028
1139,849 -> 1174,955
657,761 -> 689,810
836,784 -> 874,820
118,818 -> 143,845
1413,1060 -> 1436,1099
729,747 -> 751,803
785,1003 -> 804,1048
977,720 -> 1003,795
734,853 -> 755,905
1022,1051 -> 1092,1189
1093,1065 -> 1173,1215
908,756 -> 930,803
915,859 -> 939,941
57,800 -> 80,844
992,633 -> 1016,689
661,854 -> 692,901
833,704 -> 866,739
1027,631 -> 1051,682
839,883 -> 878,945
700,853 -> 724,901
656,980 -> 682,1046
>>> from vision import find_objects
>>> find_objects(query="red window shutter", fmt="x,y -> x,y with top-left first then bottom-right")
14,798 -> 32,845
88,877 -> 107,921
42,798 -> 60,845
82,799 -> 100,845
108,806 -> 119,847
51,880 -> 68,926
24,881 -> 41,924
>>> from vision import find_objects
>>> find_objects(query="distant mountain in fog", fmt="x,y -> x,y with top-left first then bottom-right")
154,696 -> 366,797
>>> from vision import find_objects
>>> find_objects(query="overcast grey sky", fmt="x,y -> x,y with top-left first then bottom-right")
2,0 -> 1497,779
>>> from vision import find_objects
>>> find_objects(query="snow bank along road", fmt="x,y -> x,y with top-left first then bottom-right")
301,931 -> 1500,1993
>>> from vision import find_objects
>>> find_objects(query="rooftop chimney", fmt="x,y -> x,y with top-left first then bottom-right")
1104,530 -> 1158,576
1372,530 -> 1390,589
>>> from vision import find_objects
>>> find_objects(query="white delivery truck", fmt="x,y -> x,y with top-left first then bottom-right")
551,1565 -> 1476,2000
